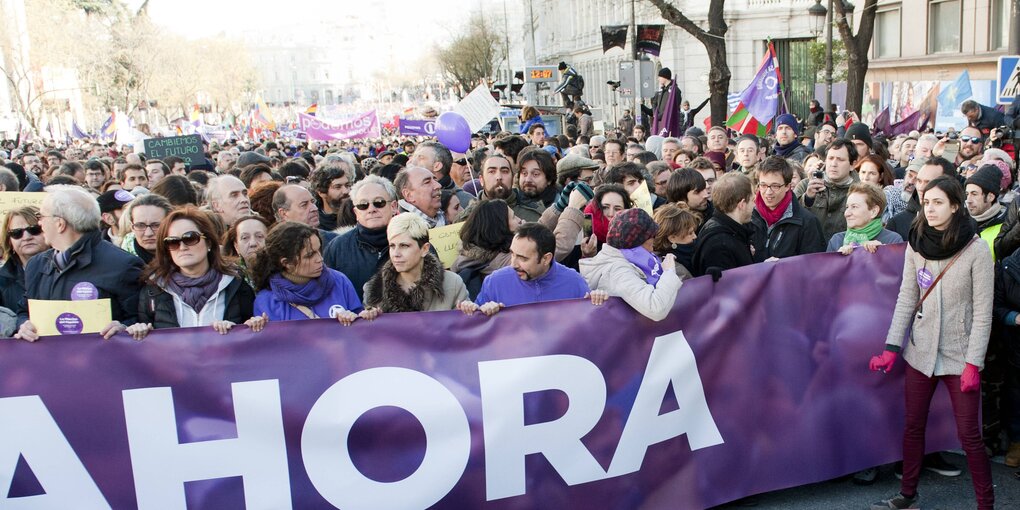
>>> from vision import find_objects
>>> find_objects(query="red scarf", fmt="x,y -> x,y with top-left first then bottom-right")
755,190 -> 792,227
584,201 -> 611,243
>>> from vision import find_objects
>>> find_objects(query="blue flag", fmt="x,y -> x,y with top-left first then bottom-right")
937,70 -> 972,113
70,121 -> 88,140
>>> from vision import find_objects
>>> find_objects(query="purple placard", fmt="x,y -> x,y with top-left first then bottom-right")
297,111 -> 380,141
0,245 -> 959,509
398,119 -> 436,136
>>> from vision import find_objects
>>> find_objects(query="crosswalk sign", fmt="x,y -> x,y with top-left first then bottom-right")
997,55 -> 1020,104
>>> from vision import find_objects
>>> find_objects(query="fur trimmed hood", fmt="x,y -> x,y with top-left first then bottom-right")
364,253 -> 447,312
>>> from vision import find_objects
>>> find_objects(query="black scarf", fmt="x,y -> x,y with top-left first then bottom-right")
133,237 -> 155,265
773,140 -> 803,158
908,220 -> 976,261
356,223 -> 389,251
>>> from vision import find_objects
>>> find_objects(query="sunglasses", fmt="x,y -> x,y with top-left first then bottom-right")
454,158 -> 468,165
163,231 -> 205,251
7,225 -> 42,240
353,199 -> 390,211
960,136 -> 982,144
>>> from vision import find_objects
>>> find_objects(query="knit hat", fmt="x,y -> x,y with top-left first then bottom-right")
845,123 -> 873,149
775,114 -> 800,136
966,165 -> 1004,196
704,151 -> 726,169
607,208 -> 659,249
556,153 -> 600,178
97,189 -> 135,214
982,148 -> 1015,170
658,67 -> 672,80
685,126 -> 705,137
985,159 -> 1013,190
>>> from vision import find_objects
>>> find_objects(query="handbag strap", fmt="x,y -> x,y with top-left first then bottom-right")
912,237 -> 977,316
289,303 -> 318,319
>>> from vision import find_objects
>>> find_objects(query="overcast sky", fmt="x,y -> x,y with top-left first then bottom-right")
130,0 -> 476,49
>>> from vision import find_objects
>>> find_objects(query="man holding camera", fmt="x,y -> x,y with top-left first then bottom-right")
794,138 -> 859,241
962,99 -> 1006,137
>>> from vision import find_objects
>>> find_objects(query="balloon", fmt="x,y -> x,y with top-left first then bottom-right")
435,111 -> 471,152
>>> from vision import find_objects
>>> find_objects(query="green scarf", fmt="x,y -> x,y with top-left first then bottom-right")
843,218 -> 883,246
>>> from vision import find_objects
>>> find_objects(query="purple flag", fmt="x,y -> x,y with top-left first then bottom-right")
398,118 -> 436,136
0,246 -> 958,509
297,111 -> 380,140
737,48 -> 781,124
651,79 -> 682,137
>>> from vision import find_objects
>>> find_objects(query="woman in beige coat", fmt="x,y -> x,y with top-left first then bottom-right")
362,214 -> 467,313
869,176 -> 994,510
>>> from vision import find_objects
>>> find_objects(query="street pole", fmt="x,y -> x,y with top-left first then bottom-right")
632,0 -> 639,127
825,0 -> 833,112
527,0 -> 538,105
1010,0 -> 1020,55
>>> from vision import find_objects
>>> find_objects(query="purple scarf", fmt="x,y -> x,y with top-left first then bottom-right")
165,270 -> 222,312
619,246 -> 663,287
269,271 -> 335,306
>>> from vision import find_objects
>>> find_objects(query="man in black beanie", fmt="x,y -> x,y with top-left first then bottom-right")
554,62 -> 583,107
641,67 -> 683,133
965,165 -> 1007,256
845,122 -> 873,158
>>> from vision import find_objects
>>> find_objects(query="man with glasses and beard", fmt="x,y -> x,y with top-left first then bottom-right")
323,176 -> 398,301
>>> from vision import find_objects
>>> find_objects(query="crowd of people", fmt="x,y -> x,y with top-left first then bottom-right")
2,96 -> 1020,509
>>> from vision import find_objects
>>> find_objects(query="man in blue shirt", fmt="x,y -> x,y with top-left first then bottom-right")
457,223 -> 607,316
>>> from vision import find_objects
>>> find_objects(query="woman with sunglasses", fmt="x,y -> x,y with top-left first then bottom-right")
121,193 -> 172,265
0,206 -> 49,313
251,221 -> 372,325
124,207 -> 265,340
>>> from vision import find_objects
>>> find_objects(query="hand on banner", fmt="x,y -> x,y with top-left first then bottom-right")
245,313 -> 269,332
837,245 -> 855,256
860,240 -> 882,253
100,321 -> 125,340
335,309 -> 359,327
961,363 -> 981,392
359,308 -> 382,321
587,290 -> 609,306
212,321 -> 236,335
479,302 -> 504,316
125,323 -> 153,340
457,300 -> 480,315
869,350 -> 898,373
13,320 -> 39,342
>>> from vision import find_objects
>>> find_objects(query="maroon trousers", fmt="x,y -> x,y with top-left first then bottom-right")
901,364 -> 994,509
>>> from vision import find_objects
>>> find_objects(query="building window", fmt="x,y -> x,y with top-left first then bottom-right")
928,0 -> 961,54
875,8 -> 900,58
991,0 -> 1010,50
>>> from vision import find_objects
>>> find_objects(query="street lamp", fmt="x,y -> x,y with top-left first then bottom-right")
808,0 -> 834,115
808,0 -> 827,37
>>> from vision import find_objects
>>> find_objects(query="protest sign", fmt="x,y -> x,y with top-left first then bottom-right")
454,84 -> 502,133
427,222 -> 464,269
398,119 -> 436,136
0,246 -> 958,509
0,192 -> 46,222
143,135 -> 204,166
297,111 -> 380,141
28,299 -> 112,336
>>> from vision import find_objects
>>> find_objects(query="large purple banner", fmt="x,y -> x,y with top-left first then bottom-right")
0,246 -> 958,509
297,111 -> 380,141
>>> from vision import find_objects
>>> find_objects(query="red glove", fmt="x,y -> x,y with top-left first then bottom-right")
960,363 -> 980,392
869,350 -> 898,372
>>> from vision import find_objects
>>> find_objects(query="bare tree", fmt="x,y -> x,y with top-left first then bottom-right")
435,12 -> 504,96
834,0 -> 878,116
646,0 -> 730,127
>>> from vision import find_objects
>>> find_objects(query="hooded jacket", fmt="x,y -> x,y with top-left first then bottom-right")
363,253 -> 467,312
580,244 -> 682,321
692,211 -> 755,276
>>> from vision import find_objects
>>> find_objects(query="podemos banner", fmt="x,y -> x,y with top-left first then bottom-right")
0,246 -> 958,509
297,111 -> 380,140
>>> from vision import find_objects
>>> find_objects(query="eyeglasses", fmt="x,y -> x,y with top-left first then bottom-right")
757,183 -> 787,193
132,222 -> 162,233
285,176 -> 303,184
163,231 -> 205,251
960,136 -> 982,144
7,225 -> 42,240
353,199 -> 390,210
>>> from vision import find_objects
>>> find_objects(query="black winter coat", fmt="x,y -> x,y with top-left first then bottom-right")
750,200 -> 826,261
322,225 -> 389,301
692,211 -> 755,276
994,249 -> 1020,365
995,194 -> 1020,260
18,230 -> 144,326
138,276 -> 255,329
0,258 -> 26,312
